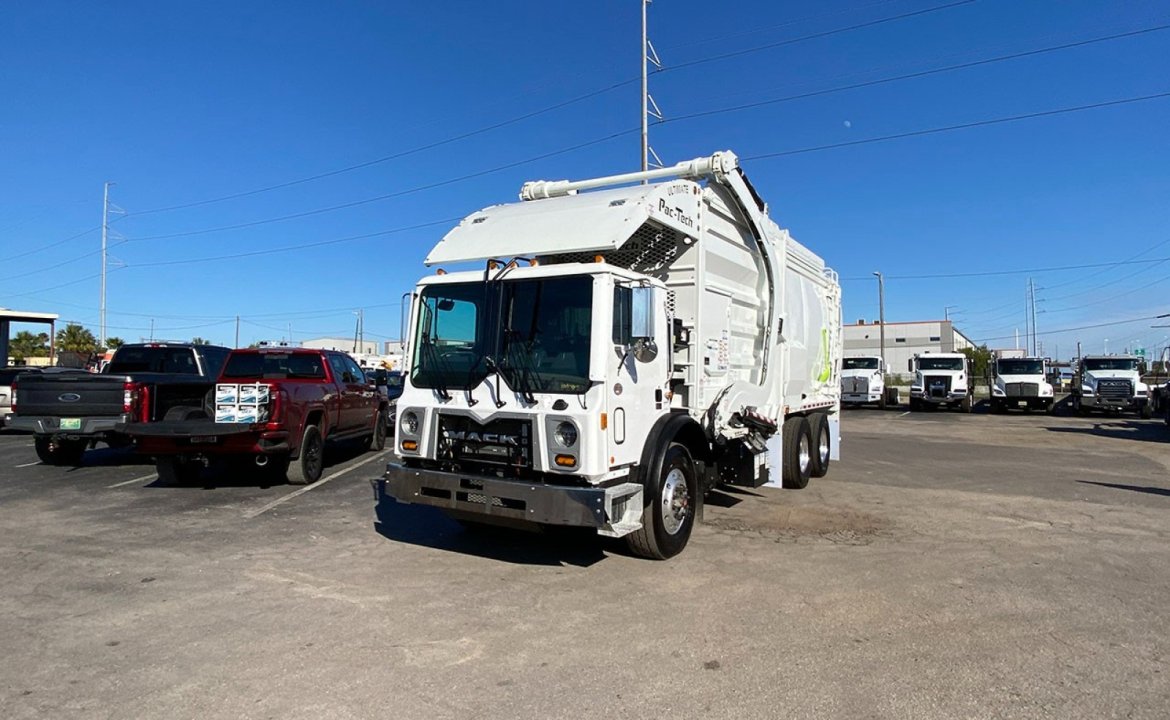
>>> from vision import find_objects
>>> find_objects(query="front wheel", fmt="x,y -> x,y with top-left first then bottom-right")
1139,403 -> 1152,420
960,395 -> 972,413
287,425 -> 324,485
627,444 -> 697,560
364,410 -> 387,452
34,437 -> 86,466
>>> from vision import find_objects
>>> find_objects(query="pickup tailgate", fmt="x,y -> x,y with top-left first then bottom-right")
14,373 -> 127,417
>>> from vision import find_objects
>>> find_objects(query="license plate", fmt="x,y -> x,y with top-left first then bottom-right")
60,418 -> 81,430
190,436 -> 219,444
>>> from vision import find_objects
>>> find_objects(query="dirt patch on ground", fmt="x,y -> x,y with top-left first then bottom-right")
702,492 -> 892,544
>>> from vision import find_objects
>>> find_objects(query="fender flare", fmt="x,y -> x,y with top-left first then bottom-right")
636,411 -> 710,488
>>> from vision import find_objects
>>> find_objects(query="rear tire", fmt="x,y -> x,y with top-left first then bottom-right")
781,416 -> 812,489
626,444 -> 697,560
34,437 -> 86,466
287,425 -> 324,485
809,412 -> 831,478
156,455 -> 202,485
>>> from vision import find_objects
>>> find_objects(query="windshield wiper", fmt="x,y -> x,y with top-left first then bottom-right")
420,334 -> 451,400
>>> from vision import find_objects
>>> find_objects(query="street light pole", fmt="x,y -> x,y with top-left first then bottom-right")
874,271 -> 886,409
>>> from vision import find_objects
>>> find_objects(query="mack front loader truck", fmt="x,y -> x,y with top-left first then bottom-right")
378,151 -> 842,559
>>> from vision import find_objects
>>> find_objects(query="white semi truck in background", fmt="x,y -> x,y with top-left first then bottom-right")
990,355 -> 1054,413
908,352 -> 973,412
841,356 -> 892,407
379,151 -> 843,559
1072,355 -> 1151,418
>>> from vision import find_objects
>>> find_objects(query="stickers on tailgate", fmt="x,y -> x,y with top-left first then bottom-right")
214,384 -> 267,424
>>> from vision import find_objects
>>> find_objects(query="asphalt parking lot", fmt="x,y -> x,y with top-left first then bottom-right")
2,407 -> 1168,720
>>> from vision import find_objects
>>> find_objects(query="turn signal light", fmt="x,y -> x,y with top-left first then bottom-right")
554,454 -> 577,468
401,440 -> 418,451
593,254 -> 604,263
600,412 -> 608,430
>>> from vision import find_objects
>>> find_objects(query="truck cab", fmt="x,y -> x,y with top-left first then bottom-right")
1073,355 -> 1150,418
908,352 -> 972,412
840,356 -> 888,407
990,355 -> 1054,413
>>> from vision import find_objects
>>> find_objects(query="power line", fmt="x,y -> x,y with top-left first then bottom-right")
0,224 -> 103,264
664,23 -> 1170,125
746,90 -> 1170,163
126,129 -> 636,241
663,0 -> 978,73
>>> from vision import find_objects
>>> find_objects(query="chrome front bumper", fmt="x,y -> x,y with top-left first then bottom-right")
378,462 -> 643,537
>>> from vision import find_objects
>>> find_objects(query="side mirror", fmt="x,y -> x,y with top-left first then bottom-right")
907,359 -> 914,373
632,337 -> 658,363
630,286 -> 655,340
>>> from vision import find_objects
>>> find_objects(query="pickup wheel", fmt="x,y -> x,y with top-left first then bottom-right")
34,437 -> 86,466
156,455 -> 202,485
626,444 -> 696,560
960,395 -> 972,413
287,425 -> 324,485
363,410 -> 387,452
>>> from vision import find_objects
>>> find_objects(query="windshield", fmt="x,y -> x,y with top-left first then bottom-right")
222,353 -> 326,379
1083,358 -> 1138,372
842,358 -> 880,370
997,359 -> 1043,375
918,357 -> 965,371
108,346 -> 200,374
411,276 -> 594,394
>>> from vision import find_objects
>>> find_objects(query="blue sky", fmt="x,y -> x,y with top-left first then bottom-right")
1,0 -> 1167,359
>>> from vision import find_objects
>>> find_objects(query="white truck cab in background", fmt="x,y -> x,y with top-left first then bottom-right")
841,356 -> 892,407
1073,355 -> 1151,419
379,151 -> 843,559
908,352 -> 973,412
990,355 -> 1054,413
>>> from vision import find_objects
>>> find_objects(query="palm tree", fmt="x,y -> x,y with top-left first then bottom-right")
190,337 -> 211,346
10,331 -> 49,362
56,323 -> 98,354
105,336 -> 125,350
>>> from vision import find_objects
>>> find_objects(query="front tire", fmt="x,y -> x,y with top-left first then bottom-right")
809,412 -> 831,478
287,425 -> 324,485
781,416 -> 813,489
1139,403 -> 1152,420
626,444 -> 697,560
363,410 -> 387,452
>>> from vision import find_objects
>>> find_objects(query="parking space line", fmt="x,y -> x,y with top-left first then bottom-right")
14,461 -> 40,468
243,450 -> 390,519
898,411 -> 910,417
107,473 -> 159,489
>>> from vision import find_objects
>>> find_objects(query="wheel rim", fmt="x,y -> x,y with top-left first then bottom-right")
660,467 -> 690,536
799,433 -> 811,475
818,428 -> 830,466
305,434 -> 322,478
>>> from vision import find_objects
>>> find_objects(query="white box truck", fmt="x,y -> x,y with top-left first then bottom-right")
989,355 -> 1054,413
378,151 -> 843,559
908,352 -> 973,412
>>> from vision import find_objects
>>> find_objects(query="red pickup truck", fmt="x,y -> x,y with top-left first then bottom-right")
121,348 -> 388,485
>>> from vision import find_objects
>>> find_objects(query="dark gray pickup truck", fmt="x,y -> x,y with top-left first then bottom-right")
7,343 -> 230,465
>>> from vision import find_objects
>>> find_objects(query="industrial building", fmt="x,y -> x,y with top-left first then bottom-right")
844,320 -> 975,378
299,337 -> 380,355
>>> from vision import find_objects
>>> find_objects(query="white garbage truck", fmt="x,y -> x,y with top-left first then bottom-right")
908,352 -> 973,412
378,151 -> 843,559
989,354 -> 1054,413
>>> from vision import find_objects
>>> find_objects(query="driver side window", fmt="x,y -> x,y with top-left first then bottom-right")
328,354 -> 352,383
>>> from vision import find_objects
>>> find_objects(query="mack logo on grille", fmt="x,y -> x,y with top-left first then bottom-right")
441,431 -> 521,446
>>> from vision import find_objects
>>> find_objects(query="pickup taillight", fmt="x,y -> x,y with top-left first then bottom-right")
264,384 -> 284,429
123,382 -> 150,422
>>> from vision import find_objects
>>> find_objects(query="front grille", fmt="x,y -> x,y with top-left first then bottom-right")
925,375 -> 952,398
842,377 -> 870,394
1005,382 -> 1039,397
436,414 -> 532,469
1097,379 -> 1132,400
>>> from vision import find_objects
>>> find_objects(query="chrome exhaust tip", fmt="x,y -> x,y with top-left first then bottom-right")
255,455 -> 268,467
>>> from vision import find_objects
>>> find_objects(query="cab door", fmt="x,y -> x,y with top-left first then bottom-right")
326,353 -> 362,433
343,354 -> 379,431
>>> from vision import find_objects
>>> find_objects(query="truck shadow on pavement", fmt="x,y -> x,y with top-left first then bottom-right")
144,442 -> 375,489
66,446 -> 154,471
1044,421 -> 1168,444
1077,480 -> 1170,498
371,483 -> 608,567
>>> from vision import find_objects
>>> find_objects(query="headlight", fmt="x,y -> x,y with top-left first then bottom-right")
553,421 -> 578,447
401,411 -> 419,435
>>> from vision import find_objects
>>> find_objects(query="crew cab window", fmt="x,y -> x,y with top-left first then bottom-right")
344,356 -> 367,384
328,354 -> 353,383
222,353 -> 326,379
108,347 -> 198,374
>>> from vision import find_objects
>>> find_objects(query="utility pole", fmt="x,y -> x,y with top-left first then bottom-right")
873,271 -> 886,409
1028,278 -> 1039,356
234,315 -> 240,348
640,0 -> 663,177
100,182 -> 113,347
149,318 -> 154,342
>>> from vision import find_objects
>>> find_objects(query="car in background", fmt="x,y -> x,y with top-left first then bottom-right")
386,371 -> 403,430
1,367 -> 41,428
